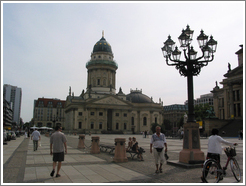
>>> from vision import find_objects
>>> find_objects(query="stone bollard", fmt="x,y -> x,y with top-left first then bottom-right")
90,136 -> 100,154
77,134 -> 85,149
113,138 -> 128,163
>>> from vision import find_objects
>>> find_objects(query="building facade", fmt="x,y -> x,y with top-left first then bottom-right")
3,99 -> 13,129
163,104 -> 188,133
64,34 -> 163,134
184,93 -> 213,106
33,98 -> 66,128
211,45 -> 243,120
3,84 -> 22,126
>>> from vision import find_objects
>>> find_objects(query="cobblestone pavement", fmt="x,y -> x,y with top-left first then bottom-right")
2,134 -> 244,184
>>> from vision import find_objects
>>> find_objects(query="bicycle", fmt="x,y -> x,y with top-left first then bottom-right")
202,146 -> 241,183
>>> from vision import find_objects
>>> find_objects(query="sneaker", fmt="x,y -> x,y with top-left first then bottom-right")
219,175 -> 223,181
200,176 -> 206,183
50,169 -> 55,177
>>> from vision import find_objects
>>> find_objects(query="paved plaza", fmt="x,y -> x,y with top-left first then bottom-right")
2,133 -> 244,184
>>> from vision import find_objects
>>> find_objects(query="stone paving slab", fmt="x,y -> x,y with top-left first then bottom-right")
22,135 -> 150,183
3,133 -> 244,183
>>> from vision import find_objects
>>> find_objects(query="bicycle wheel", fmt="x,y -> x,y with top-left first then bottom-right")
202,159 -> 221,183
230,158 -> 241,182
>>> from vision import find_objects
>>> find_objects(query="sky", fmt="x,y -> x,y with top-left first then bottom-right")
2,1 -> 245,123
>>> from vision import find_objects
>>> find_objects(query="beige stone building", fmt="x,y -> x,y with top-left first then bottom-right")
211,45 -> 243,120
33,98 -> 66,128
64,34 -> 163,134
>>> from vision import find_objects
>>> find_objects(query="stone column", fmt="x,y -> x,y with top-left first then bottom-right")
229,84 -> 234,119
179,122 -> 205,164
77,134 -> 85,149
113,138 -> 128,163
90,136 -> 100,154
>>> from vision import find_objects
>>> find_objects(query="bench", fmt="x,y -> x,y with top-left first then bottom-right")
99,144 -> 115,154
100,144 -> 145,160
126,148 -> 145,160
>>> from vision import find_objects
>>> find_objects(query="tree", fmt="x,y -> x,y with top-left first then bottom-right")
23,122 -> 30,129
177,116 -> 184,128
194,103 -> 213,121
162,119 -> 172,130
150,123 -> 161,134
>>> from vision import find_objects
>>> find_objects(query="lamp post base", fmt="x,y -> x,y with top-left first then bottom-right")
179,122 -> 205,164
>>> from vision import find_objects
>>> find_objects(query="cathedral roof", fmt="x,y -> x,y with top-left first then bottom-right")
92,36 -> 113,54
126,90 -> 153,103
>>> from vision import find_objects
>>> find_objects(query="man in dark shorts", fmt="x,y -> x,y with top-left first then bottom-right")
50,126 -> 67,177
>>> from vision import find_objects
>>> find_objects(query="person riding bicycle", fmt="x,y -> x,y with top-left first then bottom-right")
201,128 -> 237,182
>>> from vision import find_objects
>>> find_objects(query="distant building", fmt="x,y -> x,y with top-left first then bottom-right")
211,45 -> 243,120
163,104 -> 188,133
3,99 -> 13,129
195,93 -> 214,106
33,98 -> 66,128
64,34 -> 163,134
184,93 -> 213,106
3,84 -> 22,126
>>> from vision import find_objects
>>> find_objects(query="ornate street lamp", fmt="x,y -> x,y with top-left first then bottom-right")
161,25 -> 217,164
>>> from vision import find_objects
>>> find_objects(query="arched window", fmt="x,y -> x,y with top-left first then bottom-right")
99,122 -> 102,129
143,117 -> 147,126
124,123 -> 127,130
131,117 -> 134,126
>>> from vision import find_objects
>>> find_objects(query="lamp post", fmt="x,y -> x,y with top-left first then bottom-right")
161,25 -> 217,164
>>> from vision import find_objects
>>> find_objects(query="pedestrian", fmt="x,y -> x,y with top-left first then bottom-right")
31,129 -> 41,151
180,130 -> 184,140
201,128 -> 237,182
132,137 -> 144,161
144,130 -> 147,138
50,126 -> 67,178
126,137 -> 133,151
150,126 -> 167,174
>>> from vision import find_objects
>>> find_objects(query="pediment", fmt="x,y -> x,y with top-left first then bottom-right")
93,96 -> 129,106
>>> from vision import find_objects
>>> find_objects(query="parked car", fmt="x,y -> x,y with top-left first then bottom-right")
10,131 -> 16,140
6,131 -> 16,140
6,131 -> 11,141
3,130 -> 7,142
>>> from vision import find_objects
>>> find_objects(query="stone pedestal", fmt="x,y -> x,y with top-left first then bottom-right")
77,134 -> 85,149
90,136 -> 100,154
179,122 -> 205,164
113,138 -> 128,163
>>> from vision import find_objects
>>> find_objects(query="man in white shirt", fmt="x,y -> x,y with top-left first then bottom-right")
150,126 -> 167,174
31,129 -> 41,151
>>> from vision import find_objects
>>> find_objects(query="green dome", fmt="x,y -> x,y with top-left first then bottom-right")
93,37 -> 113,54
